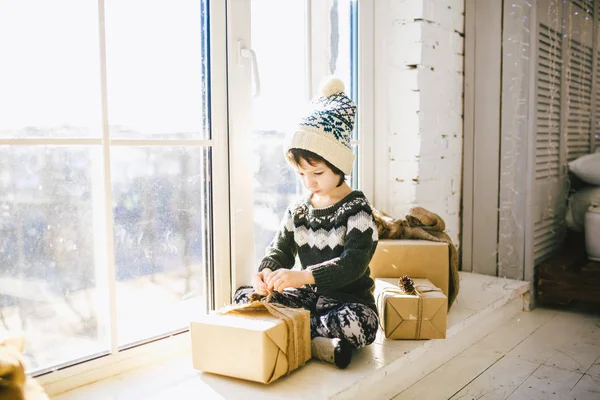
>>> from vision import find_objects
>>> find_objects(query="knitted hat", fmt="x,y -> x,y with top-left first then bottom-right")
288,76 -> 357,175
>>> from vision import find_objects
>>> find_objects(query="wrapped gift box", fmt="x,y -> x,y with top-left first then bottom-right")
369,240 -> 449,298
375,278 -> 447,339
190,302 -> 311,384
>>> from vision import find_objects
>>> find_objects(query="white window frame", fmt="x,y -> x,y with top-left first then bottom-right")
35,0 -> 230,395
34,0 -> 375,395
357,0 -> 375,201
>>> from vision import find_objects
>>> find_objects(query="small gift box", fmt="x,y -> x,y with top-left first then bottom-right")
369,240 -> 450,298
375,277 -> 447,340
190,298 -> 311,384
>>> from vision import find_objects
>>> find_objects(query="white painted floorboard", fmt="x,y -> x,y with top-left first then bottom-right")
396,306 -> 600,400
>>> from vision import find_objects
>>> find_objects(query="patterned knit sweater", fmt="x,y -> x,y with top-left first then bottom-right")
258,190 -> 379,312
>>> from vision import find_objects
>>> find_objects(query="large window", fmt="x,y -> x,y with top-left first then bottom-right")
0,0 -> 370,392
0,0 -> 213,375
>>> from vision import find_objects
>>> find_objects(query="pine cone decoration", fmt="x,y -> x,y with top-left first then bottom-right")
398,275 -> 416,295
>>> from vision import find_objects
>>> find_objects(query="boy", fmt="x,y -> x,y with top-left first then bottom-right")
234,77 -> 379,369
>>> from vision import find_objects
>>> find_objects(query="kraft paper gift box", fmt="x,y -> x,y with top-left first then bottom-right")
375,278 -> 447,339
190,300 -> 311,384
369,240 -> 449,298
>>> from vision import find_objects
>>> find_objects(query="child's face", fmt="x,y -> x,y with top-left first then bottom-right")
294,158 -> 340,197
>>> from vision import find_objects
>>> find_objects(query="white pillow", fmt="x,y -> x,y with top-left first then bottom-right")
566,186 -> 600,232
568,152 -> 600,185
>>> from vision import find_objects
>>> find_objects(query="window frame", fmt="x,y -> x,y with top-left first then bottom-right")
34,0 -> 230,394
227,0 -> 375,290
356,0 -> 375,201
33,0 -> 375,395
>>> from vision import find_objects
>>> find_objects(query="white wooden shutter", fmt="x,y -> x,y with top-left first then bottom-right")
595,47 -> 600,151
572,0 -> 593,15
536,22 -> 562,181
594,3 -> 600,153
532,2 -> 569,263
530,0 -> 597,264
566,5 -> 594,161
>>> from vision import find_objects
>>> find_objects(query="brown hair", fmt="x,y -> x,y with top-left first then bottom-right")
285,148 -> 346,187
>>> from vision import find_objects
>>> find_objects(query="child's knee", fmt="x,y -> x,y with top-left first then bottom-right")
344,305 -> 379,348
362,316 -> 378,346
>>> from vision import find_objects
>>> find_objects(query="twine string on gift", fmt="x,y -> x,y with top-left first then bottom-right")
376,283 -> 442,339
414,286 -> 424,339
217,290 -> 309,381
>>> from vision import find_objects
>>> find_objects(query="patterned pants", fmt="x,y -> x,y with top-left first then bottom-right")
233,286 -> 378,349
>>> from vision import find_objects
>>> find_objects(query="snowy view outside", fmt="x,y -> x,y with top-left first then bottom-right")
0,0 -> 210,373
0,0 -> 356,374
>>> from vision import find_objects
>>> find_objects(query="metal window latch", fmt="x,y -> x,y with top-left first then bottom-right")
237,40 -> 261,98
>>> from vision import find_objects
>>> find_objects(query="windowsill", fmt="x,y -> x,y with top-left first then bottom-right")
52,272 -> 530,400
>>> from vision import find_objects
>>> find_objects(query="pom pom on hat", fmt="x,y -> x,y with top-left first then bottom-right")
319,76 -> 345,97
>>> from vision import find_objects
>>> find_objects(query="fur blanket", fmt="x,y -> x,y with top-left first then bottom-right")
0,336 -> 49,400
373,207 -> 460,308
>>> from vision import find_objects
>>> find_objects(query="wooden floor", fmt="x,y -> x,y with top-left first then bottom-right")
536,230 -> 600,306
395,304 -> 600,400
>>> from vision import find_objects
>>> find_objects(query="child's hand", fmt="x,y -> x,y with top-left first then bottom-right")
251,268 -> 272,295
266,269 -> 314,292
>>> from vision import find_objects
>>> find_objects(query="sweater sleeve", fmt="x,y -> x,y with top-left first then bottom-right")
258,207 -> 298,272
307,207 -> 378,290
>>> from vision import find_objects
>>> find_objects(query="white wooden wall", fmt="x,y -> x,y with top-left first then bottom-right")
463,0 -> 502,276
497,0 -> 534,281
